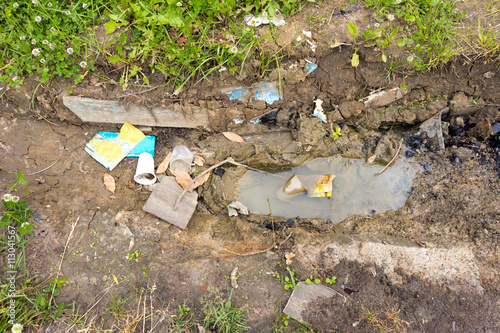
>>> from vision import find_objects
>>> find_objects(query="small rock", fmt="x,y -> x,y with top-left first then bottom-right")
449,92 -> 480,116
338,101 -> 366,119
455,117 -> 465,127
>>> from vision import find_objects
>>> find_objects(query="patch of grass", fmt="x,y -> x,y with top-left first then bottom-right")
106,293 -> 129,320
0,173 -> 67,332
170,302 -> 197,332
202,288 -> 250,333
0,0 -> 310,89
363,0 -> 467,70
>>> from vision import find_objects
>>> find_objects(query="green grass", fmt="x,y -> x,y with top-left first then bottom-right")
1,173 -> 67,332
202,288 -> 250,333
0,0 -> 308,90
362,0 -> 467,70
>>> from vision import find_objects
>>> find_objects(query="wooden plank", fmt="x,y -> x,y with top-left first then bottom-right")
63,96 -> 210,128
142,176 -> 198,230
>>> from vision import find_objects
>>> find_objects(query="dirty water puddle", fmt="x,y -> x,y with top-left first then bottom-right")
237,155 -> 418,222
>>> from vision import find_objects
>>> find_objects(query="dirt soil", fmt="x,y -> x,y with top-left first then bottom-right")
1,1 -> 500,332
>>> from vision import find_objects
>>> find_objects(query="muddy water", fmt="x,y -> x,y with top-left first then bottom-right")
237,155 -> 419,222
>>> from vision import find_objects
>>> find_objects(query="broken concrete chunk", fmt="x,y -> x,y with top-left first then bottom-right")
143,177 -> 198,229
360,87 -> 405,108
283,282 -> 340,323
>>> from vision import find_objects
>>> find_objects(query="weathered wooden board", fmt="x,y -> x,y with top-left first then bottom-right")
63,96 -> 210,128
143,176 -> 198,230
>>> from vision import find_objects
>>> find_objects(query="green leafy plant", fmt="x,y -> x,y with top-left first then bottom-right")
202,288 -> 250,333
305,276 -> 321,285
348,22 -> 360,67
125,250 -> 141,262
332,126 -> 342,140
325,276 -> 337,285
284,267 -> 299,290
170,302 -> 197,332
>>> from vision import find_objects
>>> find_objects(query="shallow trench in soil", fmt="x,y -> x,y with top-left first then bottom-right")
1,44 -> 500,332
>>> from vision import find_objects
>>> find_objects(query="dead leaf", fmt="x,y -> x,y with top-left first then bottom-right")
196,324 -> 206,333
187,172 -> 211,192
103,173 -> 115,193
157,151 -> 172,173
230,266 -> 239,289
194,155 -> 205,166
171,170 -> 193,190
285,252 -> 296,266
367,155 -> 376,165
222,131 -> 245,143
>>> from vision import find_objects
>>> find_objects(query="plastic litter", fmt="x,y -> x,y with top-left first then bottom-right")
307,174 -> 335,198
85,122 -> 145,171
97,132 -> 155,157
279,174 -> 307,198
417,107 -> 448,150
221,82 -> 281,105
244,11 -> 286,27
134,152 -> 157,185
169,145 -> 193,174
228,201 -> 249,216
254,82 -> 280,105
312,99 -> 327,123
278,174 -> 335,199
304,63 -> 318,75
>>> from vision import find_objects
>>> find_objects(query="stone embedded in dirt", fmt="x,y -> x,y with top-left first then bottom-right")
283,282 -> 341,323
142,176 -> 198,229
338,100 -> 366,119
449,91 -> 480,117
467,118 -> 492,141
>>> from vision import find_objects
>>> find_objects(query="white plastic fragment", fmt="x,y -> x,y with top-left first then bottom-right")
312,99 -> 327,123
244,10 -> 286,27
228,201 -> 249,216
302,30 -> 312,38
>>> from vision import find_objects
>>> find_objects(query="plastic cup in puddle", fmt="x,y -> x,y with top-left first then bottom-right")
134,152 -> 157,185
169,145 -> 193,174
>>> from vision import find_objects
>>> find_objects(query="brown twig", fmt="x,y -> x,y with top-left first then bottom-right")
267,198 -> 275,243
48,216 -> 79,308
364,140 -> 403,185
249,108 -> 279,122
174,157 -> 284,209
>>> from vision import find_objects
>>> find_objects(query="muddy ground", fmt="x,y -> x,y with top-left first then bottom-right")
1,1 -> 500,332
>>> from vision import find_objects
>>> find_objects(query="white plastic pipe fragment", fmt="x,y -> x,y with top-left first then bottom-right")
134,152 -> 157,185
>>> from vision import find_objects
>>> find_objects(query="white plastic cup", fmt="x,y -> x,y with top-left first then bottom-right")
134,152 -> 157,185
169,145 -> 193,174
